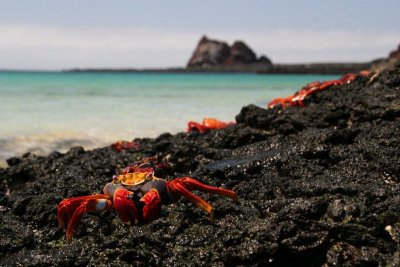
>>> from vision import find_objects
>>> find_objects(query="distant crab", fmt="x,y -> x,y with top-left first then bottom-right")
187,117 -> 235,133
58,157 -> 238,241
111,140 -> 140,152
268,71 -> 370,108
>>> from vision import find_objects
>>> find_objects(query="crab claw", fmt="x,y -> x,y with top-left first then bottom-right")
140,189 -> 162,222
113,189 -> 140,225
57,194 -> 111,241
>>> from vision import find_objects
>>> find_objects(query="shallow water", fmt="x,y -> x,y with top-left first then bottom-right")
0,71 -> 338,164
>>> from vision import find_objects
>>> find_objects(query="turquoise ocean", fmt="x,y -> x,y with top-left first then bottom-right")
0,71 -> 338,164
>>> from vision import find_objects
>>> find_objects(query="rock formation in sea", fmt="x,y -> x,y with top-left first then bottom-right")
187,36 -> 272,67
389,44 -> 400,59
1,65 -> 400,265
371,42 -> 400,73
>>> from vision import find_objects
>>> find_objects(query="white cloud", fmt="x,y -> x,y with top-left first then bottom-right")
214,29 -> 400,62
0,24 -> 398,70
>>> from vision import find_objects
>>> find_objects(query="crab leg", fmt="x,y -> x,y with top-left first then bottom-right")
202,118 -> 232,130
187,121 -> 208,133
268,96 -> 293,109
178,177 -> 238,201
187,118 -> 234,133
57,194 -> 111,241
168,177 -> 238,220
58,195 -> 107,228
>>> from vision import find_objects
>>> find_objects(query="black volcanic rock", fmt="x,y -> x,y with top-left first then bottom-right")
187,36 -> 272,67
1,67 -> 400,266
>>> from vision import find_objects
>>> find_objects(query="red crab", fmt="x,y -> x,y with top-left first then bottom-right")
268,71 -> 370,108
187,117 -> 235,133
111,140 -> 140,152
57,157 -> 238,241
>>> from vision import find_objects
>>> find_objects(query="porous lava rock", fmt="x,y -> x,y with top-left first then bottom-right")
1,67 -> 400,266
187,36 -> 271,67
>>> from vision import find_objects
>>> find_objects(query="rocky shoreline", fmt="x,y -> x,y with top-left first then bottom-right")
66,35 -> 375,75
66,62 -> 373,75
1,65 -> 400,266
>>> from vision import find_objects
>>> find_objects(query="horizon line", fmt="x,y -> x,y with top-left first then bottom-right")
0,60 -> 378,73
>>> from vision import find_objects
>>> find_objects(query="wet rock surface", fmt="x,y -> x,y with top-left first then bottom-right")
1,68 -> 400,266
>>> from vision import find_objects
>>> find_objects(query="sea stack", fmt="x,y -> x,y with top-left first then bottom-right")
187,36 -> 272,67
371,42 -> 400,73
389,44 -> 400,60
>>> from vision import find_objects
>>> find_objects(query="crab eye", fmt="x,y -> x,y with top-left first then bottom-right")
145,172 -> 153,181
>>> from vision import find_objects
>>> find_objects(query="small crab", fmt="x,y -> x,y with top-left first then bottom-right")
187,117 -> 235,133
57,157 -> 238,241
268,71 -> 370,108
111,140 -> 140,152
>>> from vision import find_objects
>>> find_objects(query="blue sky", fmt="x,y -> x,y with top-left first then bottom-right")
1,0 -> 399,70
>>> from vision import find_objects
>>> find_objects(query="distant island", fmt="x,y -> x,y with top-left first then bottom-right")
187,36 -> 272,67
67,36 -> 399,74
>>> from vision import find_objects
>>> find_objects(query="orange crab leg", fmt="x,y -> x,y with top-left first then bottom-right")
187,118 -> 234,133
168,177 -> 238,220
340,73 -> 356,84
203,118 -> 234,130
268,96 -> 294,109
178,177 -> 238,201
169,181 -> 214,219
319,80 -> 341,90
290,94 -> 306,107
267,97 -> 285,108
187,121 -> 208,133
